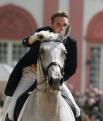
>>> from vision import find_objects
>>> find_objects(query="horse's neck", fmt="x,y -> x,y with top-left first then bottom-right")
37,91 -> 61,109
36,91 -> 75,121
36,91 -> 62,120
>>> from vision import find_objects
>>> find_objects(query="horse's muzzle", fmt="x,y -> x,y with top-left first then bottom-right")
49,77 -> 63,90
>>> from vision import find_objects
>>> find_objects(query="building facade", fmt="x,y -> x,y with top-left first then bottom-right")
0,0 -> 103,93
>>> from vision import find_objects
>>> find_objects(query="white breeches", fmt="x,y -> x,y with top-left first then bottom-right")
7,66 -> 36,120
62,83 -> 80,117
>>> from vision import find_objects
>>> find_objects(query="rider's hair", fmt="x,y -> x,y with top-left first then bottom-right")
51,11 -> 70,24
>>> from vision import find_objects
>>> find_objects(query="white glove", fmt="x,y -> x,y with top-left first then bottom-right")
29,31 -> 59,44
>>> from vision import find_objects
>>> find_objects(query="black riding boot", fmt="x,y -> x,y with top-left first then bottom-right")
5,114 -> 13,121
76,115 -> 82,121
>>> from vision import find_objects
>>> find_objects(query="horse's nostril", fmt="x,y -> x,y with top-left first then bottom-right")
49,77 -> 63,86
60,78 -> 64,85
49,77 -> 54,85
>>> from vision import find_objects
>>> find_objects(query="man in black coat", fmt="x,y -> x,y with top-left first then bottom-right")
4,12 -> 81,121
5,27 -> 77,97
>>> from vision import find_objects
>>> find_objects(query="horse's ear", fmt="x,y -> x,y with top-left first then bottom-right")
65,24 -> 71,36
57,33 -> 65,41
57,25 -> 71,41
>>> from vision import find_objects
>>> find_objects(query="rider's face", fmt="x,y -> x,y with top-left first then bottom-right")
52,17 -> 69,35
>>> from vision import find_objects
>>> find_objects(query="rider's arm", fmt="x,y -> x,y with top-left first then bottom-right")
22,35 -> 35,47
22,26 -> 53,47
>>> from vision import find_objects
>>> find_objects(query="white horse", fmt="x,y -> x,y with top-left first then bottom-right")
1,31 -> 75,121
21,37 -> 75,121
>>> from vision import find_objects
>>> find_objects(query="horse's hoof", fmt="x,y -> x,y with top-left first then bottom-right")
5,114 -> 13,121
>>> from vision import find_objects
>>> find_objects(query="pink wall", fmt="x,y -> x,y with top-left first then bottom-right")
69,0 -> 83,91
44,0 -> 59,26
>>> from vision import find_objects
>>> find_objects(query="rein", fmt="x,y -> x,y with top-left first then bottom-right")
36,79 -> 48,92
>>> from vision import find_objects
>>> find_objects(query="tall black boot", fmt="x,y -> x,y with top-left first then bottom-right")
5,114 -> 13,121
76,115 -> 82,121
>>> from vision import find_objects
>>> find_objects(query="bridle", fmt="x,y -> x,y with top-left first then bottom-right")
36,40 -> 65,92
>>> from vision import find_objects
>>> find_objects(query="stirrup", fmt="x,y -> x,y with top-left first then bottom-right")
5,114 -> 13,121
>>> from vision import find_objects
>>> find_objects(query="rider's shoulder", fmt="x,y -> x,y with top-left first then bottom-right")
66,36 -> 76,42
64,36 -> 77,45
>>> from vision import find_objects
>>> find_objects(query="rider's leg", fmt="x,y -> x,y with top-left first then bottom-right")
61,83 -> 80,117
6,66 -> 36,121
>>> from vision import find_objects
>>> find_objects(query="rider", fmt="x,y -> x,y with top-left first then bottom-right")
4,11 -> 81,121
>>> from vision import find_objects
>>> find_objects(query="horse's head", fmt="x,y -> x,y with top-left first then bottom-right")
37,38 -> 67,91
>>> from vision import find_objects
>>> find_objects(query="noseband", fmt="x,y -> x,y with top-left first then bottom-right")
38,55 -> 64,81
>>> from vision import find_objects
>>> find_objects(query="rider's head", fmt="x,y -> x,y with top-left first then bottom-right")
51,11 -> 71,36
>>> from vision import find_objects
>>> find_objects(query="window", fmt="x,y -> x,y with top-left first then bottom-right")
0,42 -> 7,63
0,41 -> 27,67
90,45 -> 103,90
12,43 -> 27,65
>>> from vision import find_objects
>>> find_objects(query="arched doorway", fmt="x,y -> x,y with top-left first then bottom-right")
0,4 -> 37,39
0,4 -> 37,66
